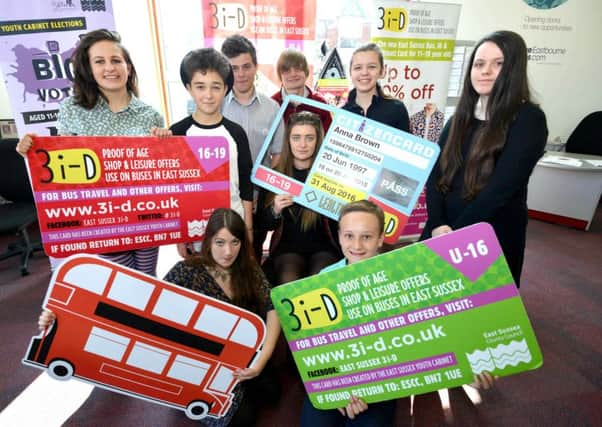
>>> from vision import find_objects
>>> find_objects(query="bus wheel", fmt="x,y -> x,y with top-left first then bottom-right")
185,400 -> 210,420
48,359 -> 74,380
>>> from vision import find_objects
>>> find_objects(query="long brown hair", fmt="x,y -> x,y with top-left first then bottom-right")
265,112 -> 324,231
188,208 -> 267,314
438,30 -> 531,199
72,29 -> 139,109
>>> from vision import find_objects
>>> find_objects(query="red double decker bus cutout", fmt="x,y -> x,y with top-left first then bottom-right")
23,255 -> 267,420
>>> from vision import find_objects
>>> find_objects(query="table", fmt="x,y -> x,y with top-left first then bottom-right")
527,151 -> 602,230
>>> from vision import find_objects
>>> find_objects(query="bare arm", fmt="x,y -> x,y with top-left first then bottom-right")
233,309 -> 281,381
16,134 -> 36,157
243,200 -> 254,243
38,309 -> 56,331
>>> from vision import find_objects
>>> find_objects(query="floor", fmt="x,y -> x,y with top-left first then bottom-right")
0,208 -> 600,427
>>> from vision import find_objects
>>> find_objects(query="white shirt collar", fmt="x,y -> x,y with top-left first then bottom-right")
281,86 -> 309,103
474,96 -> 488,120
227,88 -> 260,106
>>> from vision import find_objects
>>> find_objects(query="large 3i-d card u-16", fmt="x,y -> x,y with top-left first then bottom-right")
271,223 -> 543,409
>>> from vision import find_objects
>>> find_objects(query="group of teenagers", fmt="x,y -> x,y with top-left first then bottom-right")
17,25 -> 548,426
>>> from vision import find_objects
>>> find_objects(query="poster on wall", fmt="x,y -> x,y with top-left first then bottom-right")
27,135 -> 230,257
271,223 -> 543,409
520,0 -> 572,68
369,1 -> 460,119
314,48 -> 349,107
201,0 -> 317,92
370,1 -> 460,238
310,0 -> 460,121
0,0 -> 115,137
159,1 -> 461,239
24,254 -> 267,421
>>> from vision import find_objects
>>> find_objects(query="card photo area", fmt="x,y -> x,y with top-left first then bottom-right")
252,95 -> 336,192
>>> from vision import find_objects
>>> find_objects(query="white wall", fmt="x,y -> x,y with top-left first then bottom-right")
2,0 -> 601,140
430,0 -> 602,142
0,70 -> 11,119
112,0 -> 164,119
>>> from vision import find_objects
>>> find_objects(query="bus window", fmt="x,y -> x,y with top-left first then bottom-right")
193,305 -> 238,339
152,289 -> 198,326
126,341 -> 171,374
84,326 -> 130,362
167,354 -> 211,385
108,272 -> 154,311
230,319 -> 259,348
208,366 -> 235,393
64,264 -> 112,295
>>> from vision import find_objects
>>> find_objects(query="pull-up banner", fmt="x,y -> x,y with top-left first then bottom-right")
0,1 -> 115,137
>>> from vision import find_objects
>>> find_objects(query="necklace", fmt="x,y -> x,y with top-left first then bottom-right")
208,266 -> 234,299
208,266 -> 231,282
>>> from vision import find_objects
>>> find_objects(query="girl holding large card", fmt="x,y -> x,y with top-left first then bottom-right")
258,112 -> 341,285
37,208 -> 280,426
16,29 -> 170,275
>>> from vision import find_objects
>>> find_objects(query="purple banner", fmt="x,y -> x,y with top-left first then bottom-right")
424,224 -> 502,281
290,284 -> 519,351
304,353 -> 457,392
34,181 -> 229,203
0,1 -> 115,137
184,136 -> 230,174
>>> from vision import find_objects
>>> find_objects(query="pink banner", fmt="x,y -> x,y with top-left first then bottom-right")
28,135 -> 230,257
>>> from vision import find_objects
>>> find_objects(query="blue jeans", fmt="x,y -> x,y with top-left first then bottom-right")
300,395 -> 395,427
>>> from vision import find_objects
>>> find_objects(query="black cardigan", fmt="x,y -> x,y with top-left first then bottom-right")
342,89 -> 410,132
420,102 -> 548,286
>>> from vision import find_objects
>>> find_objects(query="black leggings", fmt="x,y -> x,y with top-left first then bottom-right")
272,251 -> 339,285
